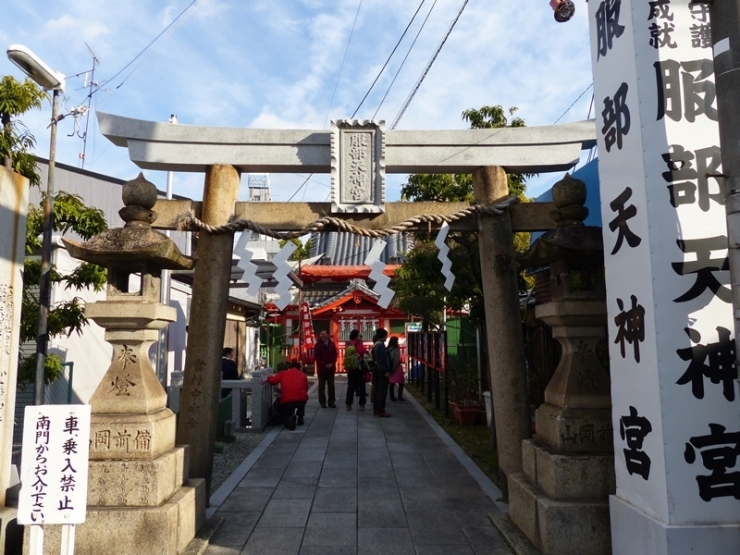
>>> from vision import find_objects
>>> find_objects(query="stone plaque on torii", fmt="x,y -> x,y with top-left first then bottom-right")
95,111 -> 596,500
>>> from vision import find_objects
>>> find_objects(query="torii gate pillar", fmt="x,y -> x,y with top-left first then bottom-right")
175,165 -> 240,495
473,166 -> 532,498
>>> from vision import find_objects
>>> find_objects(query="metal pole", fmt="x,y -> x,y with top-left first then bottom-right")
706,1 -> 740,377
157,114 -> 177,386
34,88 -> 60,405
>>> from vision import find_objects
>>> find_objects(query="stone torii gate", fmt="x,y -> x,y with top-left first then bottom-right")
96,112 -> 597,497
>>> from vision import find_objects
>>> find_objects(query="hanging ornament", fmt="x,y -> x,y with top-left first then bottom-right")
273,241 -> 297,311
364,240 -> 395,309
234,232 -> 263,298
435,222 -> 455,292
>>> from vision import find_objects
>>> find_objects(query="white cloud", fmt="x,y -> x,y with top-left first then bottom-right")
4,0 -> 596,200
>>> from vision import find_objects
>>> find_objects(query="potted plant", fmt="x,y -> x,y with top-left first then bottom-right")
448,364 -> 482,426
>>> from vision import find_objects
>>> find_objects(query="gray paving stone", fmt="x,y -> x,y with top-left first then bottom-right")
324,452 -> 358,469
242,527 -> 303,555
284,460 -> 324,480
299,546 -> 357,555
357,527 -> 414,555
208,511 -> 261,546
358,459 -> 393,477
387,441 -> 420,454
257,497 -> 312,528
394,466 -> 436,487
399,486 -> 449,512
301,437 -> 331,449
238,467 -> 285,487
272,481 -> 317,499
406,512 -> 468,546
319,466 -> 358,488
312,487 -> 357,513
358,498 -> 406,528
302,512 -> 357,547
251,452 -> 293,470
390,452 -> 422,468
219,486 -> 274,512
414,546 -> 475,555
292,447 -> 329,462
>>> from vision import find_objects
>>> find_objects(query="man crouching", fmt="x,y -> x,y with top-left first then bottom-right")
267,361 -> 309,430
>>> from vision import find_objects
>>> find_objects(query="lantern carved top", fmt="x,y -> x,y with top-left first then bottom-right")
63,172 -> 195,272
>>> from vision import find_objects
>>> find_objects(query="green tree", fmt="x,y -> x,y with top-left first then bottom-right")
1,75 -> 108,384
0,76 -> 46,185
394,105 -> 532,328
279,237 -> 312,261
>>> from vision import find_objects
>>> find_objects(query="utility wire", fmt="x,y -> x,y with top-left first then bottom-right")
552,82 -> 594,124
323,0 -> 364,128
288,1 -> 425,203
391,0 -> 469,129
373,0 -> 438,120
350,0 -> 428,119
95,0 -> 199,94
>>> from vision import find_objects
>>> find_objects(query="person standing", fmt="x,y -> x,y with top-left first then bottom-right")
345,329 -> 368,411
371,328 -> 391,417
387,336 -> 405,402
267,361 -> 309,429
314,330 -> 338,408
221,347 -> 239,399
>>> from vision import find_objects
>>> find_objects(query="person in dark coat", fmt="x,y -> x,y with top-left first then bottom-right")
371,328 -> 391,417
314,330 -> 338,408
221,347 -> 239,399
345,329 -> 368,411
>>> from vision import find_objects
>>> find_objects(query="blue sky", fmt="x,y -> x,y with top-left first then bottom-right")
2,0 -> 594,203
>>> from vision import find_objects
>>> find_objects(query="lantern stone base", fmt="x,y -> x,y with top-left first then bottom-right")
535,403 -> 613,455
509,438 -> 614,555
509,472 -> 611,555
89,408 -> 177,461
609,495 -> 740,555
23,478 -> 205,555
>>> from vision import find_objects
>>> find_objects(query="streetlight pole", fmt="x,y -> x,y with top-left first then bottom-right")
6,44 -> 65,405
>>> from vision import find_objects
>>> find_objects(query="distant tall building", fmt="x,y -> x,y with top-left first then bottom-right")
247,173 -> 271,202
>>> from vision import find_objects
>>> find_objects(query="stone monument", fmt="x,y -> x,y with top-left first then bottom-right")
508,174 -> 614,555
0,166 -> 29,554
30,173 -> 204,554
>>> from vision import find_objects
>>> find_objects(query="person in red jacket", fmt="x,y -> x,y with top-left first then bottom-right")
267,361 -> 309,430
313,330 -> 338,408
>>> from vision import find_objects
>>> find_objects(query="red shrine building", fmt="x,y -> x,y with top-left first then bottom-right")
263,264 -> 409,371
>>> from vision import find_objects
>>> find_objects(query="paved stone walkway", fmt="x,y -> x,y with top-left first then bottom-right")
203,377 -> 516,555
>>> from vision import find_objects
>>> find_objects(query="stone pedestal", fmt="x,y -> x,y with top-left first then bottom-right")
511,175 -> 614,555
509,299 -> 615,555
27,173 -> 204,554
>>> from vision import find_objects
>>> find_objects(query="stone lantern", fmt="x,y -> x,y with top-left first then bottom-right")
508,174 -> 614,555
43,173 -> 205,555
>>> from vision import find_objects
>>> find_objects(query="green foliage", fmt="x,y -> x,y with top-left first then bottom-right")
279,237 -> 312,261
0,76 -> 46,187
396,104 -> 534,327
5,86 -> 109,385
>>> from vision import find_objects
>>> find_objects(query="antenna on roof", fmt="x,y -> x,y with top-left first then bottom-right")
77,43 -> 100,168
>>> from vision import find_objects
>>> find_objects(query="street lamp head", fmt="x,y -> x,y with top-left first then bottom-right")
6,44 -> 65,91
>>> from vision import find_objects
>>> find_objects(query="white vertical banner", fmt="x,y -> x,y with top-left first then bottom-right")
18,405 -> 92,525
589,0 -> 740,546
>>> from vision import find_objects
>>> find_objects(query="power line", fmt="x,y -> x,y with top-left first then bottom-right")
350,0 -> 428,119
390,0 -> 469,129
323,0 -> 364,128
373,0 -> 438,120
552,82 -> 593,124
95,0 -> 199,94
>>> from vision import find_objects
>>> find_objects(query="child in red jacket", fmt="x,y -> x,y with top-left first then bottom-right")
267,361 -> 309,430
